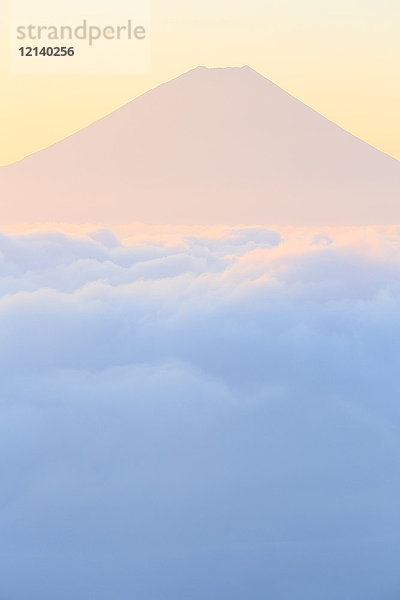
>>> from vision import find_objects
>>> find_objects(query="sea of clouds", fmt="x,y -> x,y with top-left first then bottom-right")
1,223 -> 400,599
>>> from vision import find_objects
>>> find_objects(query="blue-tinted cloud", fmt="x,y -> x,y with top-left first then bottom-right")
1,225 -> 400,600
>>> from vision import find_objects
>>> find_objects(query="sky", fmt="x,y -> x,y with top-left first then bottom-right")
1,3 -> 400,597
1,0 -> 400,164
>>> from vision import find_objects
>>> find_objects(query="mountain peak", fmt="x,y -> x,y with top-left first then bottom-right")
179,64 -> 266,81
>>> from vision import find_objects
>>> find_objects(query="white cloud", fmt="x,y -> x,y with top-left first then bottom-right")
1,224 -> 400,599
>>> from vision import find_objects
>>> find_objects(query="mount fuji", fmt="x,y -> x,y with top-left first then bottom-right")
1,66 -> 399,225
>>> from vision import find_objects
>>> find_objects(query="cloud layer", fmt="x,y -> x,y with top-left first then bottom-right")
1,224 -> 400,599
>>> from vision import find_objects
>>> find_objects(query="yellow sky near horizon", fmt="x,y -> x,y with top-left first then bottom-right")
1,0 -> 400,165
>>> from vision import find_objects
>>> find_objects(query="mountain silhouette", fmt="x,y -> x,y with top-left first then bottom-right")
1,66 -> 399,224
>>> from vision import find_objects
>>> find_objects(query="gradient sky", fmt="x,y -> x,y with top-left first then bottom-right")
1,0 -> 399,165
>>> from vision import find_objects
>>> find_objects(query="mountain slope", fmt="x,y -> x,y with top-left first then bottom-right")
1,66 -> 399,224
